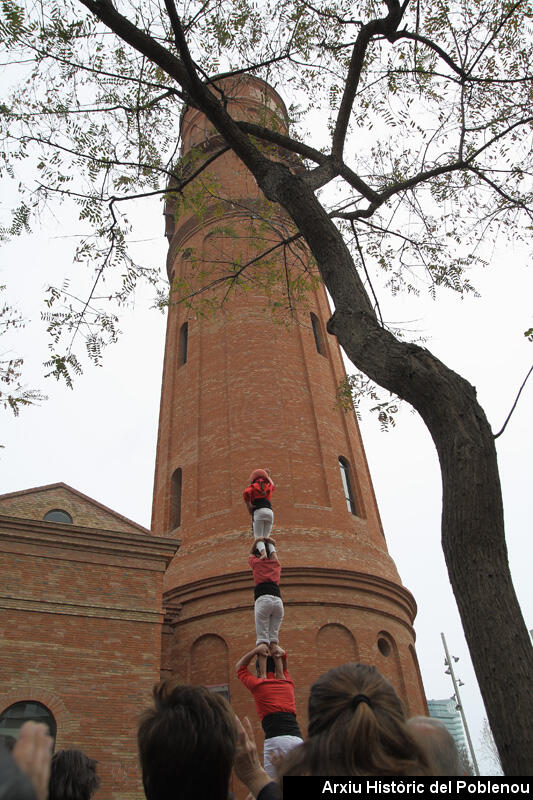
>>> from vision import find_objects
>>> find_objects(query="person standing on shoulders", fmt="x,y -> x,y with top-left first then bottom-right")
248,537 -> 283,678
243,469 -> 276,560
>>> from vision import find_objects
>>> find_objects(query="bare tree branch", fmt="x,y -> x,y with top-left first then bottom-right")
163,0 -> 202,86
236,121 -> 380,199
299,0 -> 363,26
35,145 -> 231,209
468,166 -> 533,221
8,89 -> 176,117
336,160 -> 467,219
332,0 -> 406,158
78,0 -> 193,90
201,51 -> 297,83
390,29 -> 466,77
23,40 -> 184,98
351,221 -> 384,326
14,135 -> 177,179
494,363 -> 533,439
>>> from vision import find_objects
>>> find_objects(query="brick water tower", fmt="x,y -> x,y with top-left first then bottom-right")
151,75 -> 427,737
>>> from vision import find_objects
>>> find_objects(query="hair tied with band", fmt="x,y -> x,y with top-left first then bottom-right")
351,693 -> 372,710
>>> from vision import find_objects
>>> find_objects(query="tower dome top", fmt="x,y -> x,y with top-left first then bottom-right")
180,73 -> 290,155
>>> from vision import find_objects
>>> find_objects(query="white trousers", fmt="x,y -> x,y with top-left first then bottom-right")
263,735 -> 303,778
254,594 -> 284,645
253,508 -> 274,552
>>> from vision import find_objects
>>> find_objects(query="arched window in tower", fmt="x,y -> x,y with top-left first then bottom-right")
338,456 -> 357,515
178,322 -> 188,366
170,468 -> 182,530
191,634 -> 230,689
0,701 -> 57,751
310,312 -> 326,356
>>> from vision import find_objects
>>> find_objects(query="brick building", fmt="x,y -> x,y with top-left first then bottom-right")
0,483 -> 177,799
0,75 -> 427,799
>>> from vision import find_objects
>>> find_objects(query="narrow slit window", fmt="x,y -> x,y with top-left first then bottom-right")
310,313 -> 326,356
178,322 -> 188,366
170,468 -> 182,530
164,202 -> 175,242
338,457 -> 357,515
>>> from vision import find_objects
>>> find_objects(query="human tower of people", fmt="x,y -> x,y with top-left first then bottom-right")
232,468 -> 465,783
1,469 -> 466,800
236,468 -> 303,779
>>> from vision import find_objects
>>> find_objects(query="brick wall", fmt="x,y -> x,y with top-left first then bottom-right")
0,512 -> 177,800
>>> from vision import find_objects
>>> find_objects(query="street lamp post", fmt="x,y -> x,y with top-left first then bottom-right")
441,632 -> 480,776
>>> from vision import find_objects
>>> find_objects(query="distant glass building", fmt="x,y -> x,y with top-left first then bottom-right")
428,698 -> 467,752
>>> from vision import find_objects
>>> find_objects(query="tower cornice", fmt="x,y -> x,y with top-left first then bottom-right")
163,566 -> 418,629
166,198 -> 292,278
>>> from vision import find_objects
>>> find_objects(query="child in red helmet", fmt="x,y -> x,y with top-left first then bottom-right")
243,468 -> 276,559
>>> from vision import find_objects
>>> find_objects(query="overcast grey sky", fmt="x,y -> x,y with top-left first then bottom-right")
2,185 -> 531,775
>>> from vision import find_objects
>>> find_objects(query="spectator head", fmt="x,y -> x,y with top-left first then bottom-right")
49,749 -> 100,800
138,680 -> 237,800
278,663 -> 433,776
407,716 -> 462,775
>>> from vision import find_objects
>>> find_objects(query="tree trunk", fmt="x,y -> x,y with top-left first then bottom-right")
267,169 -> 533,776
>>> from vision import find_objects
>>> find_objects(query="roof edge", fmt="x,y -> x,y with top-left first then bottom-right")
0,482 -> 150,533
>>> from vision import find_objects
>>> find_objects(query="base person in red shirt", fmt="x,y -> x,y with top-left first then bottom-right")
236,644 -> 303,779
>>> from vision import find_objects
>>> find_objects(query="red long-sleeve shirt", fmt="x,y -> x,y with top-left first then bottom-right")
237,664 -> 296,721
243,479 -> 275,505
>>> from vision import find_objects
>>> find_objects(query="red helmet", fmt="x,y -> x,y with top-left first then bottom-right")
249,468 -> 269,484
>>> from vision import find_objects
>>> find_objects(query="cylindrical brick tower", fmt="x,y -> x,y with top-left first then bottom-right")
151,75 -> 427,747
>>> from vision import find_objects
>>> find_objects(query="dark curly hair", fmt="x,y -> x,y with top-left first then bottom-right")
49,749 -> 100,800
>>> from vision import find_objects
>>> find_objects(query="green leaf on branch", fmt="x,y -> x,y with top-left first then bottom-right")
336,373 -> 400,432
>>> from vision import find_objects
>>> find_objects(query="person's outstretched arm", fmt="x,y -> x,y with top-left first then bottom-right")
236,643 -> 269,673
236,644 -> 271,689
